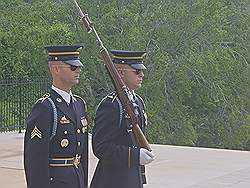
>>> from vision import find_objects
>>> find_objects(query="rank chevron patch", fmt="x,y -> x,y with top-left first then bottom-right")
31,126 -> 42,139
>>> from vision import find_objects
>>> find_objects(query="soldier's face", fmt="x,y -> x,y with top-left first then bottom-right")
120,65 -> 144,90
60,64 -> 81,85
51,61 -> 81,87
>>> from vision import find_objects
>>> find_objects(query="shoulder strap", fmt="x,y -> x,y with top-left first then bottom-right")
99,93 -> 124,128
47,97 -> 58,141
73,94 -> 87,113
114,97 -> 124,128
115,96 -> 137,147
100,93 -> 138,146
35,93 -> 58,141
35,93 -> 50,104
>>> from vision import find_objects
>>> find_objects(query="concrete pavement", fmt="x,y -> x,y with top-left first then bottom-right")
1,132 -> 250,188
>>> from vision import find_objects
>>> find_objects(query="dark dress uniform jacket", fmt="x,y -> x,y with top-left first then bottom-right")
24,89 -> 88,188
90,92 -> 148,188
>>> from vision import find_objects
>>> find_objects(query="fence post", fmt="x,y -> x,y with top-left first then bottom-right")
18,76 -> 23,133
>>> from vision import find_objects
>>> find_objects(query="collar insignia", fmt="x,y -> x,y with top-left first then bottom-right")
56,98 -> 62,103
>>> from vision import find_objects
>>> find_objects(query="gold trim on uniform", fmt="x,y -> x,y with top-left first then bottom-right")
61,139 -> 69,147
31,126 -> 42,139
111,95 -> 117,103
77,129 -> 81,134
49,163 -> 73,167
107,94 -> 118,103
49,156 -> 81,167
112,55 -> 143,60
73,154 -> 81,168
48,52 -> 80,55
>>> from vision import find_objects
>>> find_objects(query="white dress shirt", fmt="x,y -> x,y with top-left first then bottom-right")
51,85 -> 73,105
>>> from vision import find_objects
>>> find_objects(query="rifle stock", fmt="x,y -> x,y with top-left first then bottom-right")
74,0 -> 151,151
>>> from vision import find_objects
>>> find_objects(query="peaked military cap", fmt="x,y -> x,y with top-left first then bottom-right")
110,50 -> 147,70
45,44 -> 83,67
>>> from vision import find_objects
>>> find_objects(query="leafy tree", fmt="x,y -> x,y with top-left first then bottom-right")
0,0 -> 249,149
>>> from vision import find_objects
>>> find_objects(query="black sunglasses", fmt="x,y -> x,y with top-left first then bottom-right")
123,68 -> 143,75
132,69 -> 143,75
69,65 -> 81,71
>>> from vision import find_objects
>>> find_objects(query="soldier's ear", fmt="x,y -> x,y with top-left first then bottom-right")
50,64 -> 61,75
49,61 -> 58,71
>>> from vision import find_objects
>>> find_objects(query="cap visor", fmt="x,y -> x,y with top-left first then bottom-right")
130,63 -> 146,70
63,60 -> 83,67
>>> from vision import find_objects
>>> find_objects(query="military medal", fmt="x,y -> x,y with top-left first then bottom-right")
82,127 -> 87,133
61,139 -> 69,147
80,117 -> 88,133
81,117 -> 88,126
60,116 -> 70,124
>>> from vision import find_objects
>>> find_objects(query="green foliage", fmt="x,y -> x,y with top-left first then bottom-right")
0,0 -> 75,78
0,0 -> 249,150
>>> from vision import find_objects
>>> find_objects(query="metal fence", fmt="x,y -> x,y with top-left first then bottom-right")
0,77 -> 51,133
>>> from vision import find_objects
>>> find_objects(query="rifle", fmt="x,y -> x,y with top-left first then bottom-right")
73,0 -> 151,151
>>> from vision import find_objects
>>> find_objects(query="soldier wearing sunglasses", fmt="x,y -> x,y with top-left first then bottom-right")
24,45 -> 89,188
91,50 -> 155,188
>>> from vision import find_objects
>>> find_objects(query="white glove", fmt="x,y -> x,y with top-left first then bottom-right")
139,148 -> 155,165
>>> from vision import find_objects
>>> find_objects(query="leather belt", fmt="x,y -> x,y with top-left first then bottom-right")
49,155 -> 81,168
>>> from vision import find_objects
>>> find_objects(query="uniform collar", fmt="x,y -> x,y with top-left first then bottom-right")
51,85 -> 73,104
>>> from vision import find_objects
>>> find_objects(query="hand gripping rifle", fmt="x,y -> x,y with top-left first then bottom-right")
73,0 -> 151,151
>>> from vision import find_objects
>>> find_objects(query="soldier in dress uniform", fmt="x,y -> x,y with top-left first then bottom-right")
90,50 -> 155,188
24,45 -> 88,188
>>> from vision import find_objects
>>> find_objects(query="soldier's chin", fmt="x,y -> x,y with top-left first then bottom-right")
136,83 -> 142,89
73,79 -> 79,84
